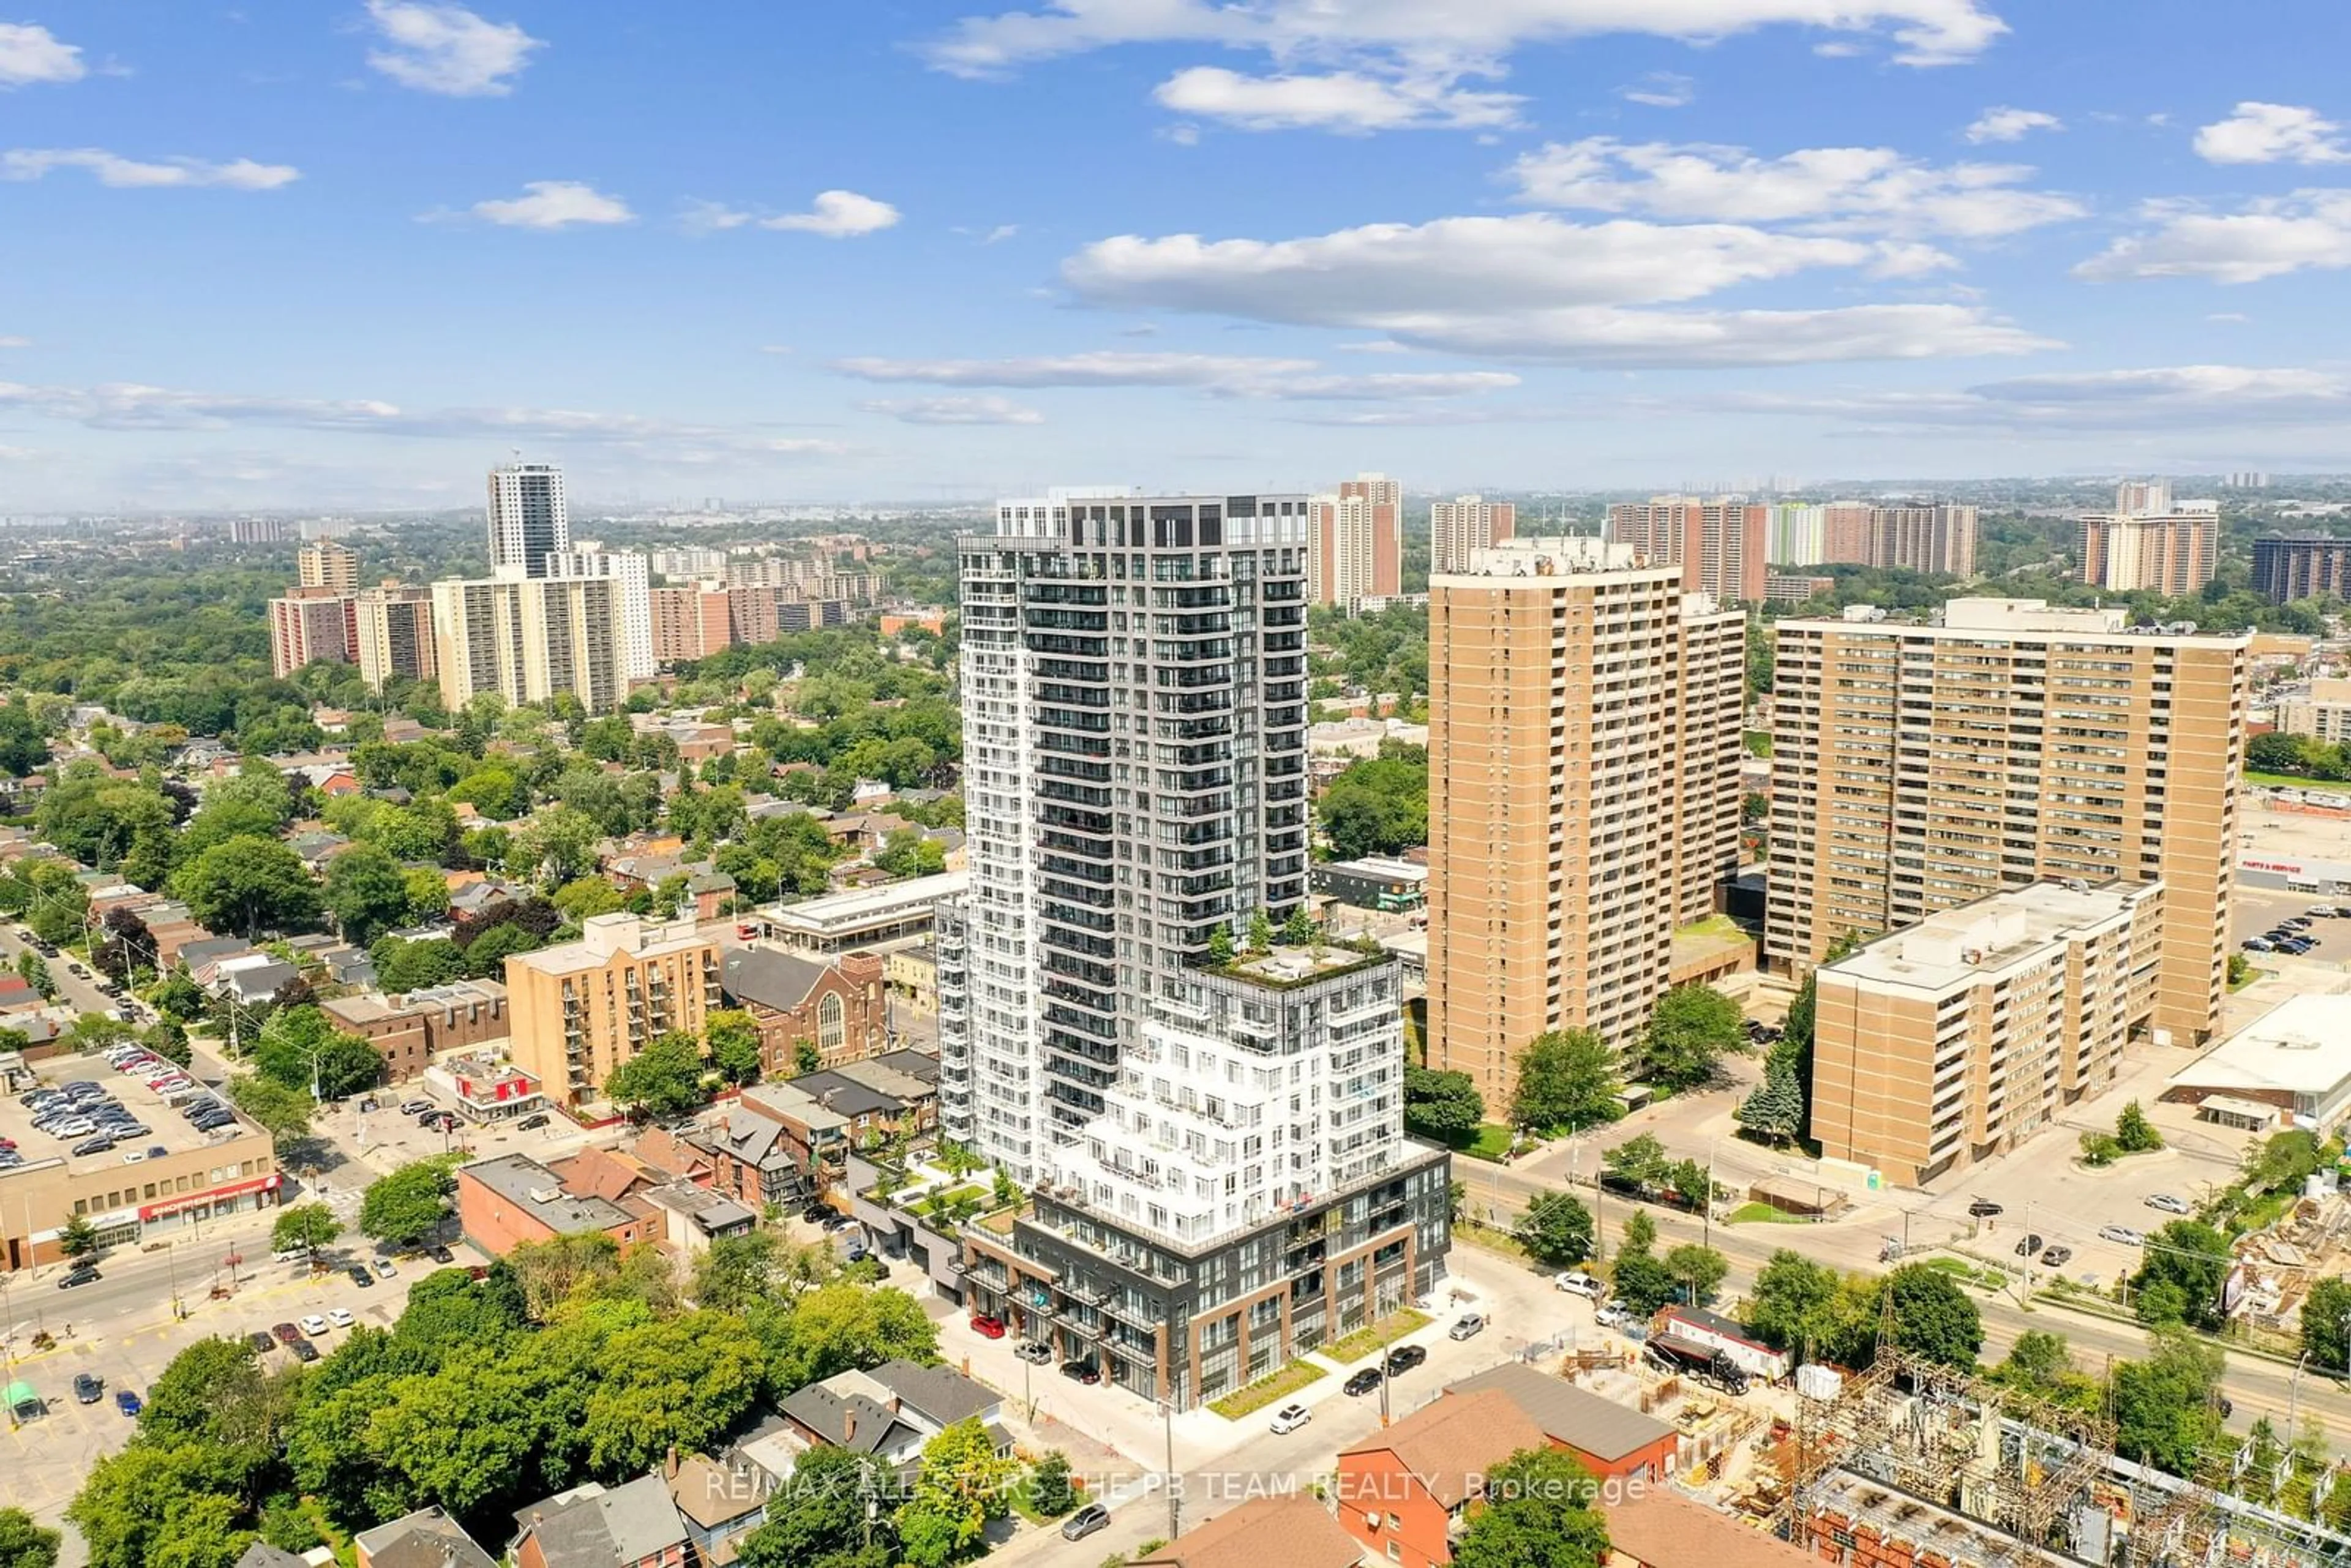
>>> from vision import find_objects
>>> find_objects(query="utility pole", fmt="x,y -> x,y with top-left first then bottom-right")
1162,1397 -> 1180,1542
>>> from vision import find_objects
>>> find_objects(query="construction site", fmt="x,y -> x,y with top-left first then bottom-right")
1748,1347 -> 2351,1568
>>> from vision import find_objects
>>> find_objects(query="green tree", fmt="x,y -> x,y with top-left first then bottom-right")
1608,1248 -> 1679,1317
894,1417 -> 1018,1568
2249,731 -> 2308,773
737,1446 -> 895,1568
1280,905 -> 1316,946
172,835 -> 322,939
254,1005 -> 383,1100
795,1037 -> 822,1077
707,1008 -> 765,1085
751,1281 -> 942,1393
321,843 -> 411,946
604,1031 -> 708,1119
1027,1450 -> 1077,1517
1746,1249 -> 1840,1363
874,829 -> 947,880
0,1507 -> 60,1568
361,1158 -> 457,1248
2301,1275 -> 2351,1375
1735,1049 -> 1806,1144
151,967 -> 209,1023
1880,1264 -> 1983,1370
1206,926 -> 1234,964
1316,748 -> 1428,859
2114,1327 -> 2227,1476
370,936 -> 465,992
271,1202 -> 341,1259
224,1074 -> 313,1150
583,1311 -> 768,1474
1450,1447 -> 1610,1568
2131,1220 -> 2232,1330
1663,1244 -> 1730,1306
1402,1064 -> 1485,1142
1509,1028 -> 1620,1133
2114,1100 -> 2164,1153
692,1231 -> 814,1313
1515,1193 -> 1595,1268
512,806 -> 601,888
552,876 -> 626,923
1621,1209 -> 1657,1255
1636,983 -> 1747,1089
13,950 -> 49,1000
1600,1133 -> 1670,1194
67,1444 -> 253,1568
1248,908 -> 1273,953
58,1212 -> 99,1259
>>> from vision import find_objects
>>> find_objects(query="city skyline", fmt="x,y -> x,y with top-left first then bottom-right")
2,4 -> 2350,509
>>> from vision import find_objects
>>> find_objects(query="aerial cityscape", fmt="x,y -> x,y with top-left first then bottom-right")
6,5 -> 2351,1568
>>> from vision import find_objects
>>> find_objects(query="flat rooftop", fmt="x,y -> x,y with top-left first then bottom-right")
762,871 -> 967,935
459,1152 -> 634,1234
0,1055 -> 264,1172
2168,994 -> 2351,1097
1827,879 -> 2152,993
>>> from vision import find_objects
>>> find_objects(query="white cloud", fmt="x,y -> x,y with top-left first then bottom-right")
981,223 -> 1020,243
1335,339 -> 1410,353
924,0 -> 2008,78
364,1 -> 542,97
1619,72 -> 1694,108
2207,312 -> 2250,323
460,180 -> 634,229
0,336 -> 26,349
0,21 -> 83,86
2076,190 -> 2351,283
1507,137 -> 2082,238
831,350 -> 1520,400
1060,214 -> 2053,366
0,377 -> 847,457
679,199 -> 756,234
765,190 -> 901,238
1965,106 -> 2060,143
2194,102 -> 2350,165
861,395 -> 1046,425
1715,364 -> 2351,433
0,148 -> 298,189
1153,66 -> 1521,132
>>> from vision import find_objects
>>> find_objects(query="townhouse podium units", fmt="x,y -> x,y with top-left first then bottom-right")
1768,599 -> 2248,1045
955,944 -> 1451,1411
939,489 -> 1314,1183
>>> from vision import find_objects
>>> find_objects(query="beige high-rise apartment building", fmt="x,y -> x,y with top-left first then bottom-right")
267,588 -> 356,678
1768,598 -> 2248,1044
1427,538 -> 1747,1105
2080,509 -> 2219,596
1814,502 -> 1978,576
352,585 -> 437,691
2276,677 -> 2351,743
504,913 -> 723,1108
1310,473 -> 1403,610
296,539 -> 358,592
430,574 -> 621,713
1812,879 -> 2164,1185
1607,495 -> 1768,604
1429,495 -> 1517,574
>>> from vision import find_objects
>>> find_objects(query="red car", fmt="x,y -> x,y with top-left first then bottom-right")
970,1315 -> 1007,1339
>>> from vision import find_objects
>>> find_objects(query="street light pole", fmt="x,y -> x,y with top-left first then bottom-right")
1161,1397 -> 1180,1542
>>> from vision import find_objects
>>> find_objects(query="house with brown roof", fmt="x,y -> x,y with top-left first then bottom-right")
719,947 -> 888,1073
1132,1494 -> 1365,1568
1603,1488 -> 1817,1568
1334,1388 -> 1548,1568
1442,1364 -> 1678,1485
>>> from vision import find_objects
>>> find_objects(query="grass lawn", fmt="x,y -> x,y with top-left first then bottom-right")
1319,1309 -> 1433,1364
1451,1221 -> 1536,1266
2245,770 -> 2351,795
1925,1255 -> 2009,1291
1008,1475 -> 1079,1526
1675,913 -> 1745,940
2231,962 -> 2269,992
1744,730 -> 1773,757
1450,1123 -> 1517,1162
1725,1201 -> 1808,1225
1207,1360 -> 1326,1420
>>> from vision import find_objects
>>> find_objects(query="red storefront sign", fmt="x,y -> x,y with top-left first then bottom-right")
139,1171 -> 281,1221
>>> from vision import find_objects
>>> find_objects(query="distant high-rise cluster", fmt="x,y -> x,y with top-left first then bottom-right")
2079,479 -> 2219,595
1428,495 -> 1516,574
1607,495 -> 1767,606
1308,472 -> 1402,610
1424,537 -> 1745,1102
2252,535 -> 2351,603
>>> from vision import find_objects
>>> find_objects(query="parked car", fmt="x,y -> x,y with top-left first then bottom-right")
2099,1225 -> 2146,1247
970,1315 -> 1007,1339
374,1258 -> 396,1278
288,1338 -> 320,1364
2285,916 -> 2315,931
2041,1245 -> 2073,1267
1385,1343 -> 1428,1375
1967,1198 -> 2003,1217
517,1113 -> 551,1130
271,1322 -> 302,1346
1447,1313 -> 1486,1340
113,1389 -> 141,1417
1552,1270 -> 1603,1299
2146,1193 -> 2192,1215
1343,1367 -> 1384,1397
73,1373 -> 103,1404
1595,1302 -> 1637,1330
1014,1342 -> 1054,1364
1269,1401 -> 1313,1435
347,1265 -> 374,1288
427,1244 -> 455,1264
1060,1504 -> 1111,1542
1059,1359 -> 1100,1385
299,1315 -> 330,1337
328,1307 -> 354,1329
58,1266 -> 100,1289
397,1100 -> 433,1116
2014,1232 -> 2045,1257
247,1331 -> 277,1354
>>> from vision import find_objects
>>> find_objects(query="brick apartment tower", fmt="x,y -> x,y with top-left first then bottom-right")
1429,495 -> 1517,575
1607,496 -> 1768,605
2080,511 -> 2219,596
1310,473 -> 1403,609
1427,538 -> 1746,1106
1766,598 -> 2248,1044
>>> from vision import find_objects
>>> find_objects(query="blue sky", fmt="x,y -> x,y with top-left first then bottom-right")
4,0 -> 2351,509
